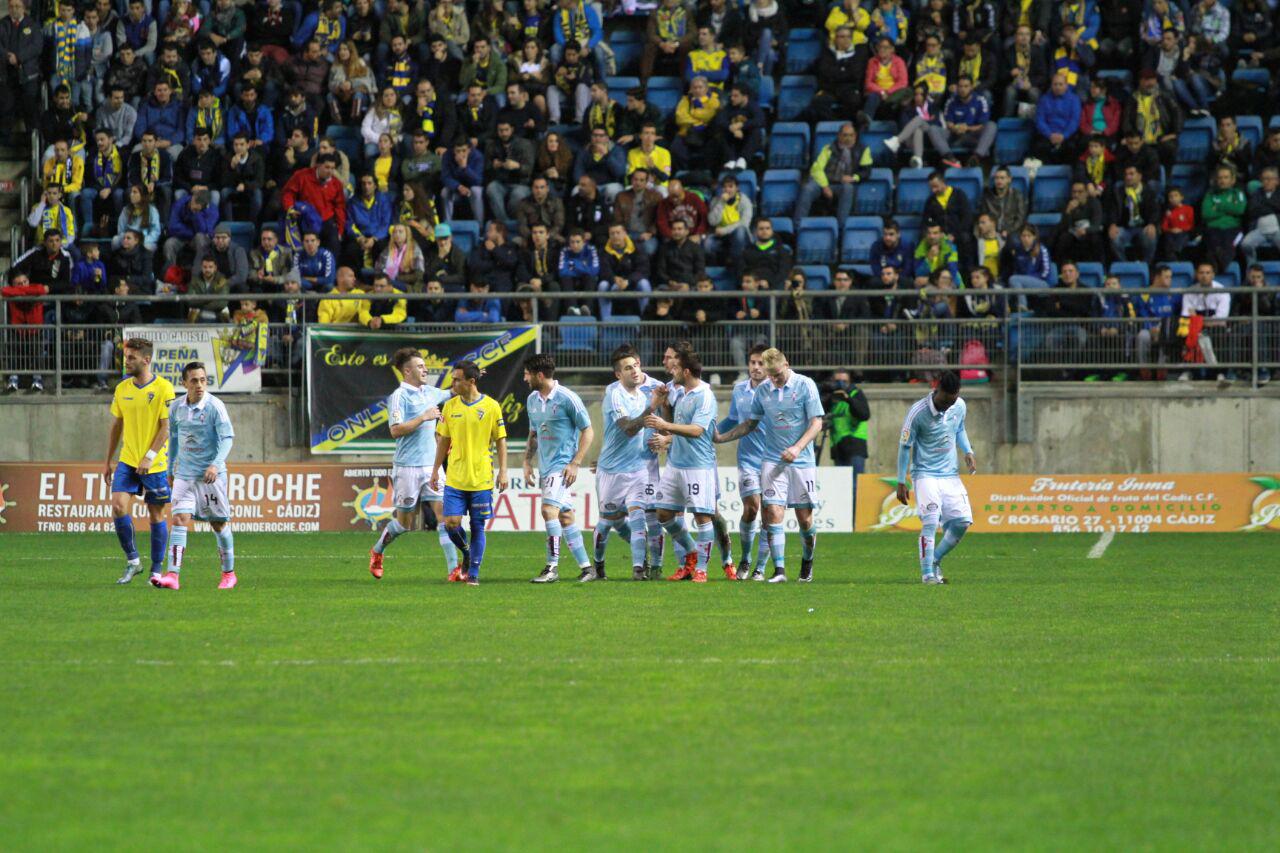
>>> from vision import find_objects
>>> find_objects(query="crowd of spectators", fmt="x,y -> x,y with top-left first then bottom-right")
2,0 -> 1279,392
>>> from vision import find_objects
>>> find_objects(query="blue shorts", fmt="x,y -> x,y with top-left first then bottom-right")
443,485 -> 493,518
111,461 -> 171,505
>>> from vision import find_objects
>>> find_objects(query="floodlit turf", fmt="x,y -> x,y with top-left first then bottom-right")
1,531 -> 1276,850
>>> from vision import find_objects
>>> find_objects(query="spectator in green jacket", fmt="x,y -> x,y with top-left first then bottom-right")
825,370 -> 871,514
794,122 -> 872,222
1201,163 -> 1247,274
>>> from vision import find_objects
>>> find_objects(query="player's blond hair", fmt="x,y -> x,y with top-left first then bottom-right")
761,348 -> 787,370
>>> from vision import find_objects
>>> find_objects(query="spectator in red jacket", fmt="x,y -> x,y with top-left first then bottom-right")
281,153 -> 346,255
655,178 -> 709,242
1077,78 -> 1122,143
863,38 -> 910,121
3,272 -> 50,394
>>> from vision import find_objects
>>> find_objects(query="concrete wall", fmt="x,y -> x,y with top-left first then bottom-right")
3,383 -> 1277,473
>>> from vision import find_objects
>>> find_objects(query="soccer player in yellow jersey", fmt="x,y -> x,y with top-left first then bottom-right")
103,338 -> 177,585
430,360 -> 509,585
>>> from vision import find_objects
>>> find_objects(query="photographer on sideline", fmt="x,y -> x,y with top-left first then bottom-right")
823,370 -> 870,517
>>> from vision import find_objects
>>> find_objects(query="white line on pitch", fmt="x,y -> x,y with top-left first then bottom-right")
1087,531 -> 1115,559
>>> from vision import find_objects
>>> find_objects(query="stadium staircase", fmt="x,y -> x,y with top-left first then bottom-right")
0,142 -> 29,276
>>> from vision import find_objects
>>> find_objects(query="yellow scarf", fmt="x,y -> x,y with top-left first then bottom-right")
981,237 -> 1000,277
604,235 -> 636,261
934,186 -> 953,209
1019,0 -> 1034,27
1087,154 -> 1105,184
1137,93 -> 1160,143
959,53 -> 982,84
720,193 -> 741,226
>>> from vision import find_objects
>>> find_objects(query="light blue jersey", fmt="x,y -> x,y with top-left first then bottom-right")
599,380 -> 651,474
720,378 -> 768,469
528,382 -> 591,473
638,373 -> 664,462
168,392 -> 234,481
669,381 -> 717,470
388,382 -> 451,467
899,394 -> 971,479
749,371 -> 824,467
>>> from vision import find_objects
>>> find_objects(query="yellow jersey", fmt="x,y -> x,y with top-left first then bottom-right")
626,145 -> 673,187
437,393 -> 507,491
110,375 -> 177,472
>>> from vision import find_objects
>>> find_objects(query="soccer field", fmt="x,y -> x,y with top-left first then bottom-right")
1,531 -> 1275,850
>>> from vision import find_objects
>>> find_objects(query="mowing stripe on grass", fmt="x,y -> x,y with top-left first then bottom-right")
1087,531 -> 1115,559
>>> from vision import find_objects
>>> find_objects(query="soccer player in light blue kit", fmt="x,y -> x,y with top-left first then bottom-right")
368,348 -> 461,581
593,346 -> 664,581
716,344 -> 770,580
645,348 -> 719,582
161,362 -> 235,590
524,353 -> 598,583
896,370 -> 977,584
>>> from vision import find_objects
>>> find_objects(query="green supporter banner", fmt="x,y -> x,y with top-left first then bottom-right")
306,326 -> 537,454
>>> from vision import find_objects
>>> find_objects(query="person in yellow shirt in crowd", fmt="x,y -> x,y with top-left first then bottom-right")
317,266 -> 366,324
671,76 -> 721,171
357,273 -> 407,329
825,0 -> 871,49
626,123 -> 673,191
42,139 -> 85,198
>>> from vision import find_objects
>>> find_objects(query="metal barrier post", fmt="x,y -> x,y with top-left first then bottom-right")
1251,289 -> 1260,390
768,292 -> 776,348
53,300 -> 63,397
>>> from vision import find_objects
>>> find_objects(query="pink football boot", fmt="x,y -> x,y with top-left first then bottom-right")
218,572 -> 238,589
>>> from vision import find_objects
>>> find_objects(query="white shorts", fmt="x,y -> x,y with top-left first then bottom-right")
914,475 -> 972,525
392,465 -> 443,510
597,469 -> 647,516
761,462 -> 818,509
654,466 -> 718,515
540,469 -> 577,510
739,465 -> 762,498
643,459 -> 661,510
171,474 -> 231,522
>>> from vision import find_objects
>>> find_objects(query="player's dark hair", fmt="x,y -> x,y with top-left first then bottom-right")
669,339 -> 694,356
524,353 -> 556,378
123,337 -> 153,358
937,370 -> 961,394
454,359 -> 481,381
611,345 -> 639,367
181,361 -> 206,380
748,343 -> 768,358
677,349 -> 703,377
392,347 -> 422,372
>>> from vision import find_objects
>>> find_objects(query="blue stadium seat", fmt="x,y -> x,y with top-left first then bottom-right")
558,316 -> 598,353
1027,212 -> 1061,230
841,216 -> 883,263
1260,260 -> 1280,285
1238,115 -> 1264,151
449,220 -> 480,255
761,169 -> 802,217
1167,261 -> 1195,289
771,216 -> 796,245
767,122 -> 811,169
1110,261 -> 1150,290
612,42 -> 643,76
798,265 -> 832,289
813,121 -> 844,157
1177,116 -> 1216,164
796,217 -> 839,264
1031,165 -> 1071,213
1076,262 -> 1106,288
1218,263 -> 1241,288
731,170 -> 756,202
947,167 -> 983,206
1232,67 -> 1271,89
785,28 -> 822,74
223,221 -> 256,252
1095,69 -> 1133,90
895,168 -> 933,215
607,76 -> 640,106
600,315 -> 641,353
646,77 -> 682,119
758,76 -> 775,111
862,129 -> 894,166
1170,164 -> 1208,205
896,215 -> 922,249
777,76 -> 817,121
855,168 -> 894,215
1004,166 -> 1031,199
995,118 -> 1031,165
707,266 -> 735,290
326,131 -> 362,167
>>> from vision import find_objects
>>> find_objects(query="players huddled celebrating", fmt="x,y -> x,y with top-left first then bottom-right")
104,336 -> 976,588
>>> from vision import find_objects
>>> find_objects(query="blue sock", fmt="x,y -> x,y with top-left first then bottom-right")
468,512 -> 486,576
800,524 -> 817,561
753,529 -> 770,571
166,525 -> 187,574
438,527 -> 459,571
544,518 -> 563,567
593,519 -> 613,562
934,520 -> 968,567
563,524 -> 591,569
214,527 -> 234,572
149,520 -> 168,574
712,514 -> 731,564
114,516 -> 138,561
612,517 -> 632,540
628,508 -> 648,568
919,521 -> 938,576
373,518 -> 405,554
739,519 -> 759,568
766,523 -> 786,569
662,517 -> 696,556
695,521 -> 715,571
645,510 -> 664,567
446,523 -> 469,556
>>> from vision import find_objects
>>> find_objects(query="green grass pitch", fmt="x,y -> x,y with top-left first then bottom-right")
1,531 -> 1276,850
